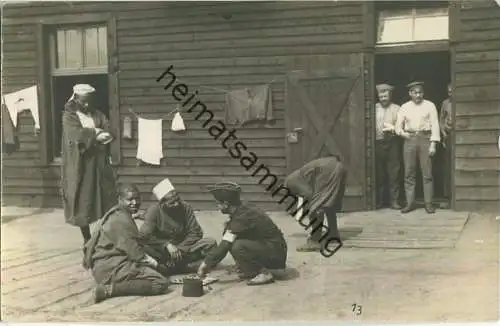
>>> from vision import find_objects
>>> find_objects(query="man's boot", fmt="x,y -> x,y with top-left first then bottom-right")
425,203 -> 435,214
401,204 -> 415,214
246,269 -> 275,286
296,237 -> 322,252
93,280 -> 168,304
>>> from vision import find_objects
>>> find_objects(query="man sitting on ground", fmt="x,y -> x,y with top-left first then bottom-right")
197,182 -> 288,286
83,183 -> 169,304
138,178 -> 217,275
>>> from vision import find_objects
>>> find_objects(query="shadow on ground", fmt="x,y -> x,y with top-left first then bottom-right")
289,227 -> 363,241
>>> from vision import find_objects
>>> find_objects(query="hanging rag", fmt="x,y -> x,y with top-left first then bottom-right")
225,84 -> 273,126
2,85 -> 40,130
136,117 -> 163,165
1,102 -> 19,154
171,112 -> 186,132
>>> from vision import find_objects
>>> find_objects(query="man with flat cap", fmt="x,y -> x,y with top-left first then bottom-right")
374,83 -> 402,210
197,182 -> 287,286
138,178 -> 217,274
61,83 -> 117,247
395,81 -> 440,214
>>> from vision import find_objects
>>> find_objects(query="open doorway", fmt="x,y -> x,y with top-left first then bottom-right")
375,51 -> 451,206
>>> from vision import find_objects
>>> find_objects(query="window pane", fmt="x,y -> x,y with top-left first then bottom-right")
65,29 -> 83,68
56,30 -> 67,69
97,26 -> 108,67
84,27 -> 99,67
377,17 -> 414,43
414,15 -> 449,41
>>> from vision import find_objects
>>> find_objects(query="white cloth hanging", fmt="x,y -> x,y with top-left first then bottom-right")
2,85 -> 40,129
136,117 -> 163,165
171,112 -> 186,132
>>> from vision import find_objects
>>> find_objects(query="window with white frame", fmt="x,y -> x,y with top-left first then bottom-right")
49,24 -> 109,161
377,7 -> 449,45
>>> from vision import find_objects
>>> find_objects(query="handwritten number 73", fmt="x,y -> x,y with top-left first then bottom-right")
352,304 -> 362,315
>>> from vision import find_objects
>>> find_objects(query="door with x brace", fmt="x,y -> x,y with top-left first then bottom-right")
285,54 -> 366,210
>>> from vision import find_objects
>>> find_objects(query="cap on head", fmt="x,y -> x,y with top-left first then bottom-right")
376,83 -> 394,94
407,81 -> 424,91
152,178 -> 176,201
73,84 -> 96,96
206,181 -> 242,202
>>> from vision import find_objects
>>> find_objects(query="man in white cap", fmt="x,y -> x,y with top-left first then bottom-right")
395,81 -> 440,214
61,84 -> 117,247
138,178 -> 217,275
375,83 -> 402,210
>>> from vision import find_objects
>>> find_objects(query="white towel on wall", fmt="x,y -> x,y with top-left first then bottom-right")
2,85 -> 40,129
136,117 -> 163,165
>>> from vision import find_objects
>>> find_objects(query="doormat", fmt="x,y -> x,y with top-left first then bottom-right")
337,210 -> 471,249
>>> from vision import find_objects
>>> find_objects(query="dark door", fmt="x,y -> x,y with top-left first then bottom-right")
285,54 -> 367,211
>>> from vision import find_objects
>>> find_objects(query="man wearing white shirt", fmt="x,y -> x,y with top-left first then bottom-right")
374,84 -> 402,210
396,81 -> 440,214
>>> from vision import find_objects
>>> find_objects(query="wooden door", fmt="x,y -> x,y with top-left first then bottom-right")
285,54 -> 367,211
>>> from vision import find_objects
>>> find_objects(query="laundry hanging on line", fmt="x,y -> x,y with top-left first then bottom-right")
2,85 -> 40,131
225,84 -> 274,126
136,117 -> 164,166
1,102 -> 20,154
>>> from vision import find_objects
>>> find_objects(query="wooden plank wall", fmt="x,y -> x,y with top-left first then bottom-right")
2,1 -> 365,211
454,0 -> 500,212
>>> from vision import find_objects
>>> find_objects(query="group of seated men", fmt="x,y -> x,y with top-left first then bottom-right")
83,178 -> 288,304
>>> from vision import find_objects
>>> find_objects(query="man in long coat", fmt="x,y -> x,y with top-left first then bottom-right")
138,178 -> 217,274
83,184 -> 169,304
197,182 -> 287,286
284,156 -> 348,253
61,84 -> 117,245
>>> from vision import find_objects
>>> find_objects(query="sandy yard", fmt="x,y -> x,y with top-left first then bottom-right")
1,207 -> 498,322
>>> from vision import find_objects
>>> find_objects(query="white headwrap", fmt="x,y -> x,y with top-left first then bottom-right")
68,84 -> 96,101
152,178 -> 176,201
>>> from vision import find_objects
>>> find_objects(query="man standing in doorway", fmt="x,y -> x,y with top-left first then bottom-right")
396,81 -> 440,214
439,83 -> 453,205
374,84 -> 402,210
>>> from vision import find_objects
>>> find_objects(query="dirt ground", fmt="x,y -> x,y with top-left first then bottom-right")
1,207 -> 498,322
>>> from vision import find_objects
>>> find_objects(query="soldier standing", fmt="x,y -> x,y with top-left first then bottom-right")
396,81 -> 440,214
374,84 -> 402,210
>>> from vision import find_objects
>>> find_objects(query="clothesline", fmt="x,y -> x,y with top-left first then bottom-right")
128,106 -> 179,120
173,75 -> 283,103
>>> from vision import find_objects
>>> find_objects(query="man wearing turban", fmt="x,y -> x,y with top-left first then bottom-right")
138,178 -> 217,274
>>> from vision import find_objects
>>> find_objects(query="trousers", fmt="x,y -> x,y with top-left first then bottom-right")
307,206 -> 341,241
230,239 -> 287,277
403,134 -> 434,206
142,237 -> 217,267
375,137 -> 401,206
